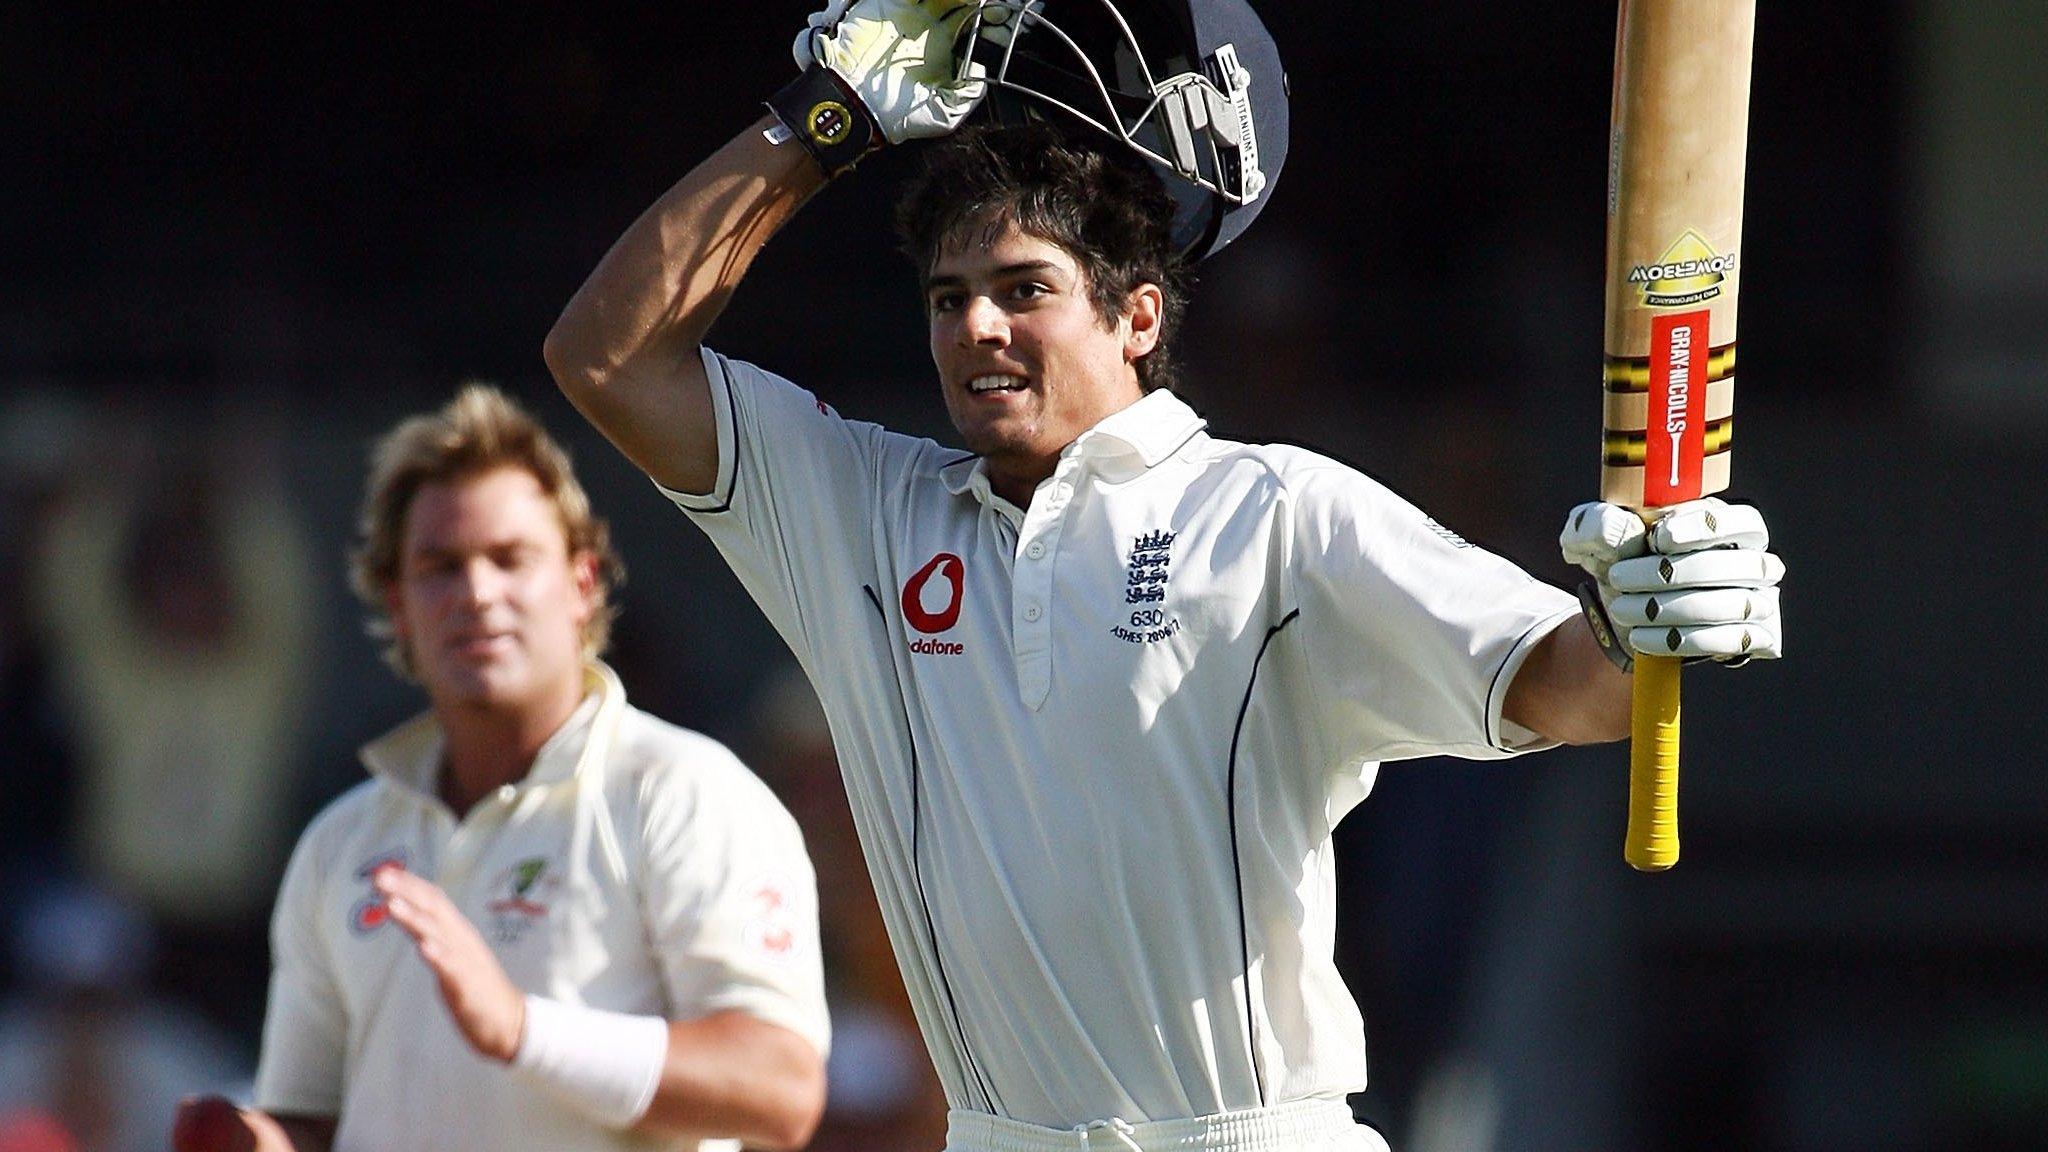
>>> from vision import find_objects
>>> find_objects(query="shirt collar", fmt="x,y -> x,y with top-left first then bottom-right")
1077,389 -> 1206,475
937,390 -> 1207,500
358,661 -> 626,802
939,453 -> 991,499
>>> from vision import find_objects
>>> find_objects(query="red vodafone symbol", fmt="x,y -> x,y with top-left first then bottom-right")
901,553 -> 965,633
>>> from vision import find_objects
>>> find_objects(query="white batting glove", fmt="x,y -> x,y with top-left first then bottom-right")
792,0 -> 989,145
1560,496 -> 1784,668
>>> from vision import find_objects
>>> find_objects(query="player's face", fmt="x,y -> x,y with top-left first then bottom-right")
926,223 -> 1158,502
388,466 -> 595,717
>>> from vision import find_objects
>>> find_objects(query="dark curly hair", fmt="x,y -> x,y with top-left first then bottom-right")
894,122 -> 1192,393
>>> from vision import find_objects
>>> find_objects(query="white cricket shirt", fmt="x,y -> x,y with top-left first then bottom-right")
664,350 -> 1576,1129
254,662 -> 829,1152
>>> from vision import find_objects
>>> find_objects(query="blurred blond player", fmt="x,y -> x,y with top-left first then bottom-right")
171,385 -> 829,1152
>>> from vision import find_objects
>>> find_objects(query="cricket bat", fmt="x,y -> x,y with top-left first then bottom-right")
1600,0 -> 1755,871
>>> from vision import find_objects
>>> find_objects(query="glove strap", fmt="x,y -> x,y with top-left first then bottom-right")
1575,581 -> 1634,674
766,66 -> 880,179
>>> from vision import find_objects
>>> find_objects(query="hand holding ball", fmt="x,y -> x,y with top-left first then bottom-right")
171,1097 -> 254,1152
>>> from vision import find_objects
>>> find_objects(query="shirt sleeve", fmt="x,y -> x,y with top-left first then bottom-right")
654,347 -> 921,667
1286,462 -> 1578,765
253,817 -> 350,1116
637,745 -> 832,1058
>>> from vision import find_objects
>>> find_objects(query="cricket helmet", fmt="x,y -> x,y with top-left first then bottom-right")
954,0 -> 1289,260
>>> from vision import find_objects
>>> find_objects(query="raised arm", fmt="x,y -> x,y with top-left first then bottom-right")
545,0 -> 991,494
543,123 -> 824,495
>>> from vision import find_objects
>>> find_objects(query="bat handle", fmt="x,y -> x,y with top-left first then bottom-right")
1625,653 -> 1682,871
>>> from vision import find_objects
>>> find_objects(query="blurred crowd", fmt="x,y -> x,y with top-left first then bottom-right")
0,392 -> 302,1149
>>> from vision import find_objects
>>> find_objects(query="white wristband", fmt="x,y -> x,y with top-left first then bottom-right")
511,995 -> 669,1128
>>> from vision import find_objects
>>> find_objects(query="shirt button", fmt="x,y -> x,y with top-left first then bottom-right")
1026,541 -> 1046,560
1023,604 -> 1042,622
496,785 -> 517,803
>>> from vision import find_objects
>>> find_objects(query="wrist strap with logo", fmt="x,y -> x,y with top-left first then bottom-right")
765,66 -> 879,179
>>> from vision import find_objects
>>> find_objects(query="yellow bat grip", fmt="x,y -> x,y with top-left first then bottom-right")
1625,653 -> 1682,871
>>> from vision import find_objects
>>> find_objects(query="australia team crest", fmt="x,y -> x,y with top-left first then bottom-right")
484,856 -> 559,945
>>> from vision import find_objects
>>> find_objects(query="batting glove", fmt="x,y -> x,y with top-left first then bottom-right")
1560,496 -> 1784,670
774,0 -> 988,168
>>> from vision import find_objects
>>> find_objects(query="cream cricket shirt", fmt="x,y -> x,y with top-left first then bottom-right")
665,350 -> 1577,1130
254,662 -> 828,1152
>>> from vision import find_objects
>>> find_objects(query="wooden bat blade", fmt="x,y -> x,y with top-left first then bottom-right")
1601,0 -> 1756,872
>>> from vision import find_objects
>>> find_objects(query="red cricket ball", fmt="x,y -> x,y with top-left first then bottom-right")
171,1097 -> 248,1152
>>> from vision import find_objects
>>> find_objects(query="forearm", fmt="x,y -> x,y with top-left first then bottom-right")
636,1011 -> 826,1152
548,116 -> 822,377
1502,615 -> 1632,745
544,118 -> 824,490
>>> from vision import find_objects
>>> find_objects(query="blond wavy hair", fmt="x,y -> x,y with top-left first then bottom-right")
350,383 -> 623,676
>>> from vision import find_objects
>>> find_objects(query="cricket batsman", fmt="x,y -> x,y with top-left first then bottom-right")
544,1 -> 1786,1147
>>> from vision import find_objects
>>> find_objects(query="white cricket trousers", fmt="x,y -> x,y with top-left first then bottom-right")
943,1099 -> 1392,1152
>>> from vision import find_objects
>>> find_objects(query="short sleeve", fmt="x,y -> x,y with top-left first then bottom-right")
637,749 -> 831,1058
1288,464 -> 1577,764
652,351 -> 878,647
253,820 -> 350,1116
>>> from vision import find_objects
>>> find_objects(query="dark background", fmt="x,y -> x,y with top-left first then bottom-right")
3,3 -> 2044,1150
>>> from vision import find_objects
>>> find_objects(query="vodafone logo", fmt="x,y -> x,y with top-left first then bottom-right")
348,851 -> 408,936
901,553 -> 965,634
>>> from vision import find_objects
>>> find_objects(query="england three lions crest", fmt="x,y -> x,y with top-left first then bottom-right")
1112,530 -> 1182,645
